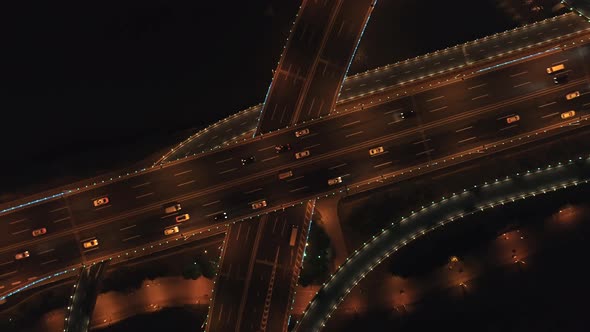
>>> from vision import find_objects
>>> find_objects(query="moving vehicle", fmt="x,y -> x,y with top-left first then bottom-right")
506,115 -> 520,124
328,177 -> 343,186
83,239 -> 99,249
213,212 -> 228,220
554,74 -> 568,84
278,170 -> 293,180
295,128 -> 310,137
546,63 -> 565,74
164,226 -> 179,236
164,203 -> 181,214
275,144 -> 292,153
561,110 -> 576,119
32,228 -> 47,237
252,200 -> 267,210
566,91 -> 580,100
241,156 -> 256,165
295,150 -> 310,160
289,226 -> 298,247
93,196 -> 109,207
175,214 -> 190,223
369,146 -> 385,156
15,251 -> 30,260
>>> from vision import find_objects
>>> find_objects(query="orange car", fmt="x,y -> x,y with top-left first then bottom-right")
93,196 -> 109,207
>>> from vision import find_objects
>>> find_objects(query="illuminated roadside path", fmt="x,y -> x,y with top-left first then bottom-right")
295,155 -> 590,331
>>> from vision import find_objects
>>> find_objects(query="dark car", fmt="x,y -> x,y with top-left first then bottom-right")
213,212 -> 228,221
554,74 -> 568,84
275,144 -> 292,153
241,156 -> 256,165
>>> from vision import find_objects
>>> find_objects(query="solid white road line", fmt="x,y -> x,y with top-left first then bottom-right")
467,83 -> 487,90
429,106 -> 448,113
257,145 -> 275,152
289,186 -> 308,193
203,200 -> 220,207
509,71 -> 528,77
341,120 -> 361,128
244,188 -> 263,194
174,170 -> 192,176
345,131 -> 363,138
384,107 -> 403,115
38,249 -> 55,255
413,138 -> 431,145
328,163 -> 347,170
262,155 -> 279,162
303,144 -> 320,150
41,259 -> 58,265
90,195 -> 109,201
216,157 -> 233,164
455,126 -> 473,133
471,94 -> 489,101
52,217 -> 70,224
286,176 -> 304,182
11,229 -> 30,235
135,192 -> 154,199
416,149 -> 434,156
177,180 -> 195,187
374,161 -> 393,168
122,235 -> 141,242
457,136 -> 477,144
513,81 -> 531,88
206,210 -> 226,217
551,59 -> 568,65
541,112 -> 560,119
426,95 -> 445,102
94,205 -> 112,211
500,124 -> 518,131
219,168 -> 237,175
0,271 -> 17,278
120,224 -> 137,231
539,101 -> 557,108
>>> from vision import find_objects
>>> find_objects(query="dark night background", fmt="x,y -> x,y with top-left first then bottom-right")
0,0 -> 517,199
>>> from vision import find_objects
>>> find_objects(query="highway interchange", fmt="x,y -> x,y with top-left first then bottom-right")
1,39 -> 588,297
159,12 -> 590,163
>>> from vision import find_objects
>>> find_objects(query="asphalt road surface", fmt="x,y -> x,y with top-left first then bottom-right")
1,38 -> 589,298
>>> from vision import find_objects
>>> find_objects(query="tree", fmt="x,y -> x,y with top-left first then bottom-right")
182,262 -> 202,280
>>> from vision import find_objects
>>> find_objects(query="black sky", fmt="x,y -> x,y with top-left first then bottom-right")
0,0 -> 515,197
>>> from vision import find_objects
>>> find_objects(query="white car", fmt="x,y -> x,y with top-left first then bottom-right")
164,203 -> 181,214
252,200 -> 267,210
565,91 -> 580,100
294,128 -> 310,137
15,251 -> 30,260
369,146 -> 385,156
83,239 -> 99,249
175,214 -> 190,223
93,196 -> 109,207
506,115 -> 520,124
164,226 -> 179,236
561,110 -> 576,119
295,150 -> 310,160
328,177 -> 343,186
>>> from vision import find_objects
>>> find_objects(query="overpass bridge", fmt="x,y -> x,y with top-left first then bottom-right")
295,154 -> 590,331
0,5 -> 589,332
157,11 -> 590,164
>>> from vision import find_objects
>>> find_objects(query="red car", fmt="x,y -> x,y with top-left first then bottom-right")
32,228 -> 47,237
